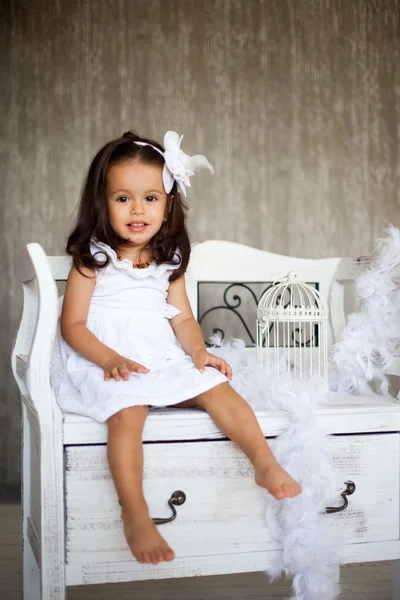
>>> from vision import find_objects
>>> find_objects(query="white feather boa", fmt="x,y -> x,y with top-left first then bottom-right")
264,380 -> 340,600
330,225 -> 400,395
210,338 -> 341,600
208,226 -> 400,598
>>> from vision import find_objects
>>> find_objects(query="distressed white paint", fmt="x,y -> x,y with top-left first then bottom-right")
22,403 -> 40,600
14,363 -> 400,445
11,241 -> 400,598
65,435 -> 398,567
65,543 -> 400,588
56,396 -> 400,444
12,244 -> 66,600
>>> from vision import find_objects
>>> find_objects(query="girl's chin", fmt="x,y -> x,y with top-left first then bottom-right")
124,233 -> 152,246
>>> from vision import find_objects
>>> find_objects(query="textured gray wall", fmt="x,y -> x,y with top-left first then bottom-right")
2,0 -> 400,486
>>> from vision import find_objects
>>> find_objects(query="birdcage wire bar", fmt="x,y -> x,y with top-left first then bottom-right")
256,272 -> 329,380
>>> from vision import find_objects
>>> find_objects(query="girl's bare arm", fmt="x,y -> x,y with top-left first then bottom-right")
168,275 -> 232,379
60,265 -> 119,367
167,275 -> 206,356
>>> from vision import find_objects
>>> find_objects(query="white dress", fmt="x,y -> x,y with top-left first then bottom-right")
50,240 -> 228,422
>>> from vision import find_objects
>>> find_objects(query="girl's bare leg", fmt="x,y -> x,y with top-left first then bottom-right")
178,383 -> 301,499
107,406 -> 175,564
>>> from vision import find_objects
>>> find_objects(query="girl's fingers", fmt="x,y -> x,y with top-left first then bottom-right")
103,361 -> 150,381
220,360 -> 232,380
118,366 -> 130,381
220,359 -> 228,375
207,356 -> 232,379
194,358 -> 205,373
128,362 -> 149,373
226,363 -> 233,380
205,355 -> 219,369
111,367 -> 121,381
216,360 -> 225,374
222,361 -> 233,379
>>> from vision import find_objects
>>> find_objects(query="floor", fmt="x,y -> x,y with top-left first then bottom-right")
0,503 -> 394,600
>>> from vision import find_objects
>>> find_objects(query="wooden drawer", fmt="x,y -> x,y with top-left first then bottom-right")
65,433 -> 399,567
325,433 -> 399,547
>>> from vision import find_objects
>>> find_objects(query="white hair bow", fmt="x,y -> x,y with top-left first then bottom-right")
135,131 -> 214,197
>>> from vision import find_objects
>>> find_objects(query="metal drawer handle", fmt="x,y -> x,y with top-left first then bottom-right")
152,490 -> 186,525
325,480 -> 356,514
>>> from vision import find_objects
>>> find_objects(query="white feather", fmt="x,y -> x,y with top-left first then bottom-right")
209,337 -> 341,599
204,227 -> 400,598
330,226 -> 400,396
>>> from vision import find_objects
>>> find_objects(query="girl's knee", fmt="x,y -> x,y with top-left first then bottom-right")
197,382 -> 230,407
107,405 -> 149,427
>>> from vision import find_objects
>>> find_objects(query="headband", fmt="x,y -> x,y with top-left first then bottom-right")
134,131 -> 214,197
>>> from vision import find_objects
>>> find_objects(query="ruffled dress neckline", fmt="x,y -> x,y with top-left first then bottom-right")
92,239 -> 180,279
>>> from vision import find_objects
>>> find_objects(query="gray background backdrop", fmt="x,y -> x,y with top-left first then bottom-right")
1,0 -> 400,490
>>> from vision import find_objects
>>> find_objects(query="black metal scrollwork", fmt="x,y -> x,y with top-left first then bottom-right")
198,281 -> 319,348
199,283 -> 261,345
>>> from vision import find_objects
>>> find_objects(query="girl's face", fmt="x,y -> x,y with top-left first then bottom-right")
106,160 -> 169,252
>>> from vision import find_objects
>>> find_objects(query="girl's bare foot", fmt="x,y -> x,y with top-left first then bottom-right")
122,510 -> 175,564
254,457 -> 302,499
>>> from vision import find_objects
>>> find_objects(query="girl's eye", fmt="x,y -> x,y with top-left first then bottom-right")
117,196 -> 129,203
146,195 -> 157,202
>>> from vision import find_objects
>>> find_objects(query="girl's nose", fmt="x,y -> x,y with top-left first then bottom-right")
130,200 -> 145,214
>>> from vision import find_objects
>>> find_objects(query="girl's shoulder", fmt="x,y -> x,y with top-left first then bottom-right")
90,239 -> 181,280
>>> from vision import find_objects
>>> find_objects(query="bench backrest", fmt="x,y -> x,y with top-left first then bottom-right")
187,240 -> 368,348
12,241 -> 369,400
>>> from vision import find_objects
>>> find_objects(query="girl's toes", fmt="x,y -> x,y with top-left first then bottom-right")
282,482 -> 301,497
142,551 -> 151,564
164,547 -> 175,561
291,482 -> 302,495
150,551 -> 160,565
158,549 -> 166,563
272,487 -> 285,499
153,548 -> 164,563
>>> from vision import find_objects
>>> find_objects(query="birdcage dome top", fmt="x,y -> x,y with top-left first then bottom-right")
257,271 -> 329,321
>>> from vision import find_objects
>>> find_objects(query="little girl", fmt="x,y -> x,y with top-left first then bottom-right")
51,129 -> 301,566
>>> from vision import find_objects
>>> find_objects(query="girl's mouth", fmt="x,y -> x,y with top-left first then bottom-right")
127,223 -> 148,232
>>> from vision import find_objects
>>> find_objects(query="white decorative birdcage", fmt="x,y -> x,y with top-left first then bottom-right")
256,271 -> 329,380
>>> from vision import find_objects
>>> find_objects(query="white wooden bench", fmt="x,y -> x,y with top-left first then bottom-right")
11,240 -> 400,599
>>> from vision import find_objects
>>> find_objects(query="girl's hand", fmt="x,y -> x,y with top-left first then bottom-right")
192,349 -> 232,381
102,355 -> 149,381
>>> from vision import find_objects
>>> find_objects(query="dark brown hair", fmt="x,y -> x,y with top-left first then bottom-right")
66,130 -> 190,281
